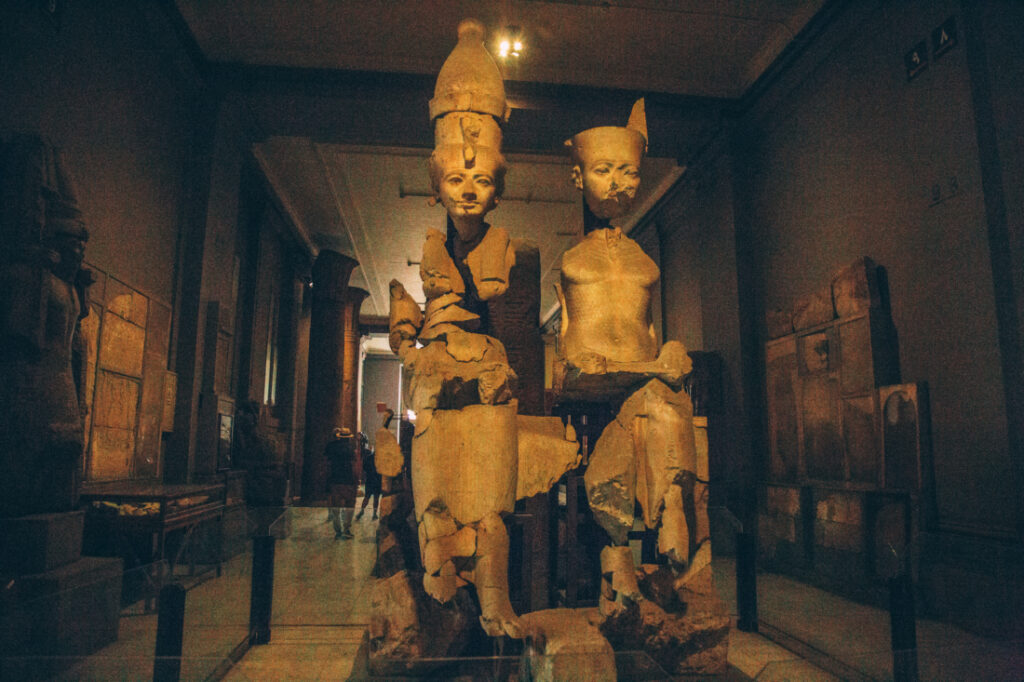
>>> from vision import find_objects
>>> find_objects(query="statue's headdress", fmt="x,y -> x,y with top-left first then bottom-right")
429,19 -> 508,194
564,99 -> 648,167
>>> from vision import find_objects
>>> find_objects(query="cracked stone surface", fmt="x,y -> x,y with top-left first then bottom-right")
367,569 -> 478,677
599,563 -> 729,676
516,415 -> 580,500
520,608 -> 616,682
584,379 -> 696,551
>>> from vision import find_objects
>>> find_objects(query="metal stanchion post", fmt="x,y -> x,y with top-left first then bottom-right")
890,572 -> 919,682
736,531 -> 758,632
153,582 -> 186,682
249,534 -> 276,645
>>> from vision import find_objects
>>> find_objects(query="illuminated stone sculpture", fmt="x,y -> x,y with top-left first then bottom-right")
0,134 -> 93,519
554,105 -> 729,674
387,19 -> 523,639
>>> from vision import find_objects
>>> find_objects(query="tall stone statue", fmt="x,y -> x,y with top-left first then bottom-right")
553,106 -> 729,673
388,19 -> 522,638
0,134 -> 93,519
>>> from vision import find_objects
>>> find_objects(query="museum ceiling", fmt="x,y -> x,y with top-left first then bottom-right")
174,0 -> 826,318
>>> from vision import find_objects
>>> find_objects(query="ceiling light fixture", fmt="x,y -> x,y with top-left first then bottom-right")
497,25 -> 524,60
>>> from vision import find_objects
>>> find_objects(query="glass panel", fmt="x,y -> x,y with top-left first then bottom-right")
269,506 -> 378,626
178,506 -> 254,682
3,561 -> 166,681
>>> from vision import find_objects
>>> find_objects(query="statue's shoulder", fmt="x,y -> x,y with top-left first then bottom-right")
559,231 -> 603,278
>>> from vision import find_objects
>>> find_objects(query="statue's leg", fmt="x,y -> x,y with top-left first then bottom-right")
599,544 -> 643,617
474,511 -> 522,638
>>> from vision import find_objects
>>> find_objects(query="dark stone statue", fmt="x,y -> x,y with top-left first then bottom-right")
0,134 -> 93,518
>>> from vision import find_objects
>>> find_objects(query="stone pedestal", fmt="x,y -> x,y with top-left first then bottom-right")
0,511 -> 85,575
0,512 -> 122,680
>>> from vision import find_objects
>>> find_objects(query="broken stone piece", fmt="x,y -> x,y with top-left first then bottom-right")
599,573 -> 729,676
402,334 -> 517,426
412,401 -> 518,526
375,427 -> 404,478
832,256 -> 883,318
420,503 -> 458,541
515,415 -> 581,500
424,560 -> 460,603
792,287 -> 834,331
388,280 -> 423,354
657,483 -> 689,566
464,223 -> 516,301
600,545 -> 643,617
584,379 -> 696,546
367,569 -> 478,677
422,526 -> 476,575
474,512 -> 522,638
421,228 -> 465,299
553,340 -> 691,402
520,608 -> 616,682
420,303 -> 481,341
583,415 -> 634,545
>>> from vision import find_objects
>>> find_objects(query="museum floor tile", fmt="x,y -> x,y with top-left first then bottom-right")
48,505 -> 1024,680
728,560 -> 1024,682
222,507 -> 836,681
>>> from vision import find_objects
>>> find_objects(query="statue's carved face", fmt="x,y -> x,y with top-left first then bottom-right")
47,231 -> 87,280
573,155 -> 641,219
437,165 -> 499,225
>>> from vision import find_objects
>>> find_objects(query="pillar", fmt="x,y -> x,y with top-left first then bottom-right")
341,288 -> 369,434
301,250 -> 358,504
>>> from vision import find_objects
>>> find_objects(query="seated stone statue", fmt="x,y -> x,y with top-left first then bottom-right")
386,20 -> 522,639
556,104 -> 711,616
554,102 -> 689,399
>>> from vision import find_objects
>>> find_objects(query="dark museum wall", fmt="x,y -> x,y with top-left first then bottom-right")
0,1 -> 294,486
0,2 -> 193,307
647,0 -> 1023,634
1,1 -> 202,483
740,0 -> 1019,537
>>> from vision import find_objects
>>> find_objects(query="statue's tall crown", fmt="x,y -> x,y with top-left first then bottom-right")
429,19 -> 508,181
564,98 -> 648,163
429,19 -> 510,124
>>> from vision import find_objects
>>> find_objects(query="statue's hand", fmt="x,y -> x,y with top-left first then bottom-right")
388,280 -> 423,354
572,350 -> 608,375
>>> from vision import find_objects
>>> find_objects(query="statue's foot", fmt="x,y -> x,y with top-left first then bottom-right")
478,586 -> 523,638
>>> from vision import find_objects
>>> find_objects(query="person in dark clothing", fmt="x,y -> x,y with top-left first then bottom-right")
325,426 -> 358,539
355,440 -> 381,521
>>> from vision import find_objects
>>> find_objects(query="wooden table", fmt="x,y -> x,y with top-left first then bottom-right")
81,481 -> 226,608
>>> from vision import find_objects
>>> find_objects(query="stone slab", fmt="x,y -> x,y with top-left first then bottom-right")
0,556 -> 122,679
520,608 -> 616,682
0,510 -> 84,575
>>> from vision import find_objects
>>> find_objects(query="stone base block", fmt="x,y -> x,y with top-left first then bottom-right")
367,569 -> 478,677
600,564 -> 729,676
0,511 -> 85,575
520,608 -> 615,682
0,556 -> 122,679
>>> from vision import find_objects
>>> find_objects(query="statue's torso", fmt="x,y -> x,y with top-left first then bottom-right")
559,228 -> 659,364
1,267 -> 83,448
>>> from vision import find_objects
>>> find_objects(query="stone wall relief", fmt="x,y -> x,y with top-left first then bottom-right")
760,257 -> 935,593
